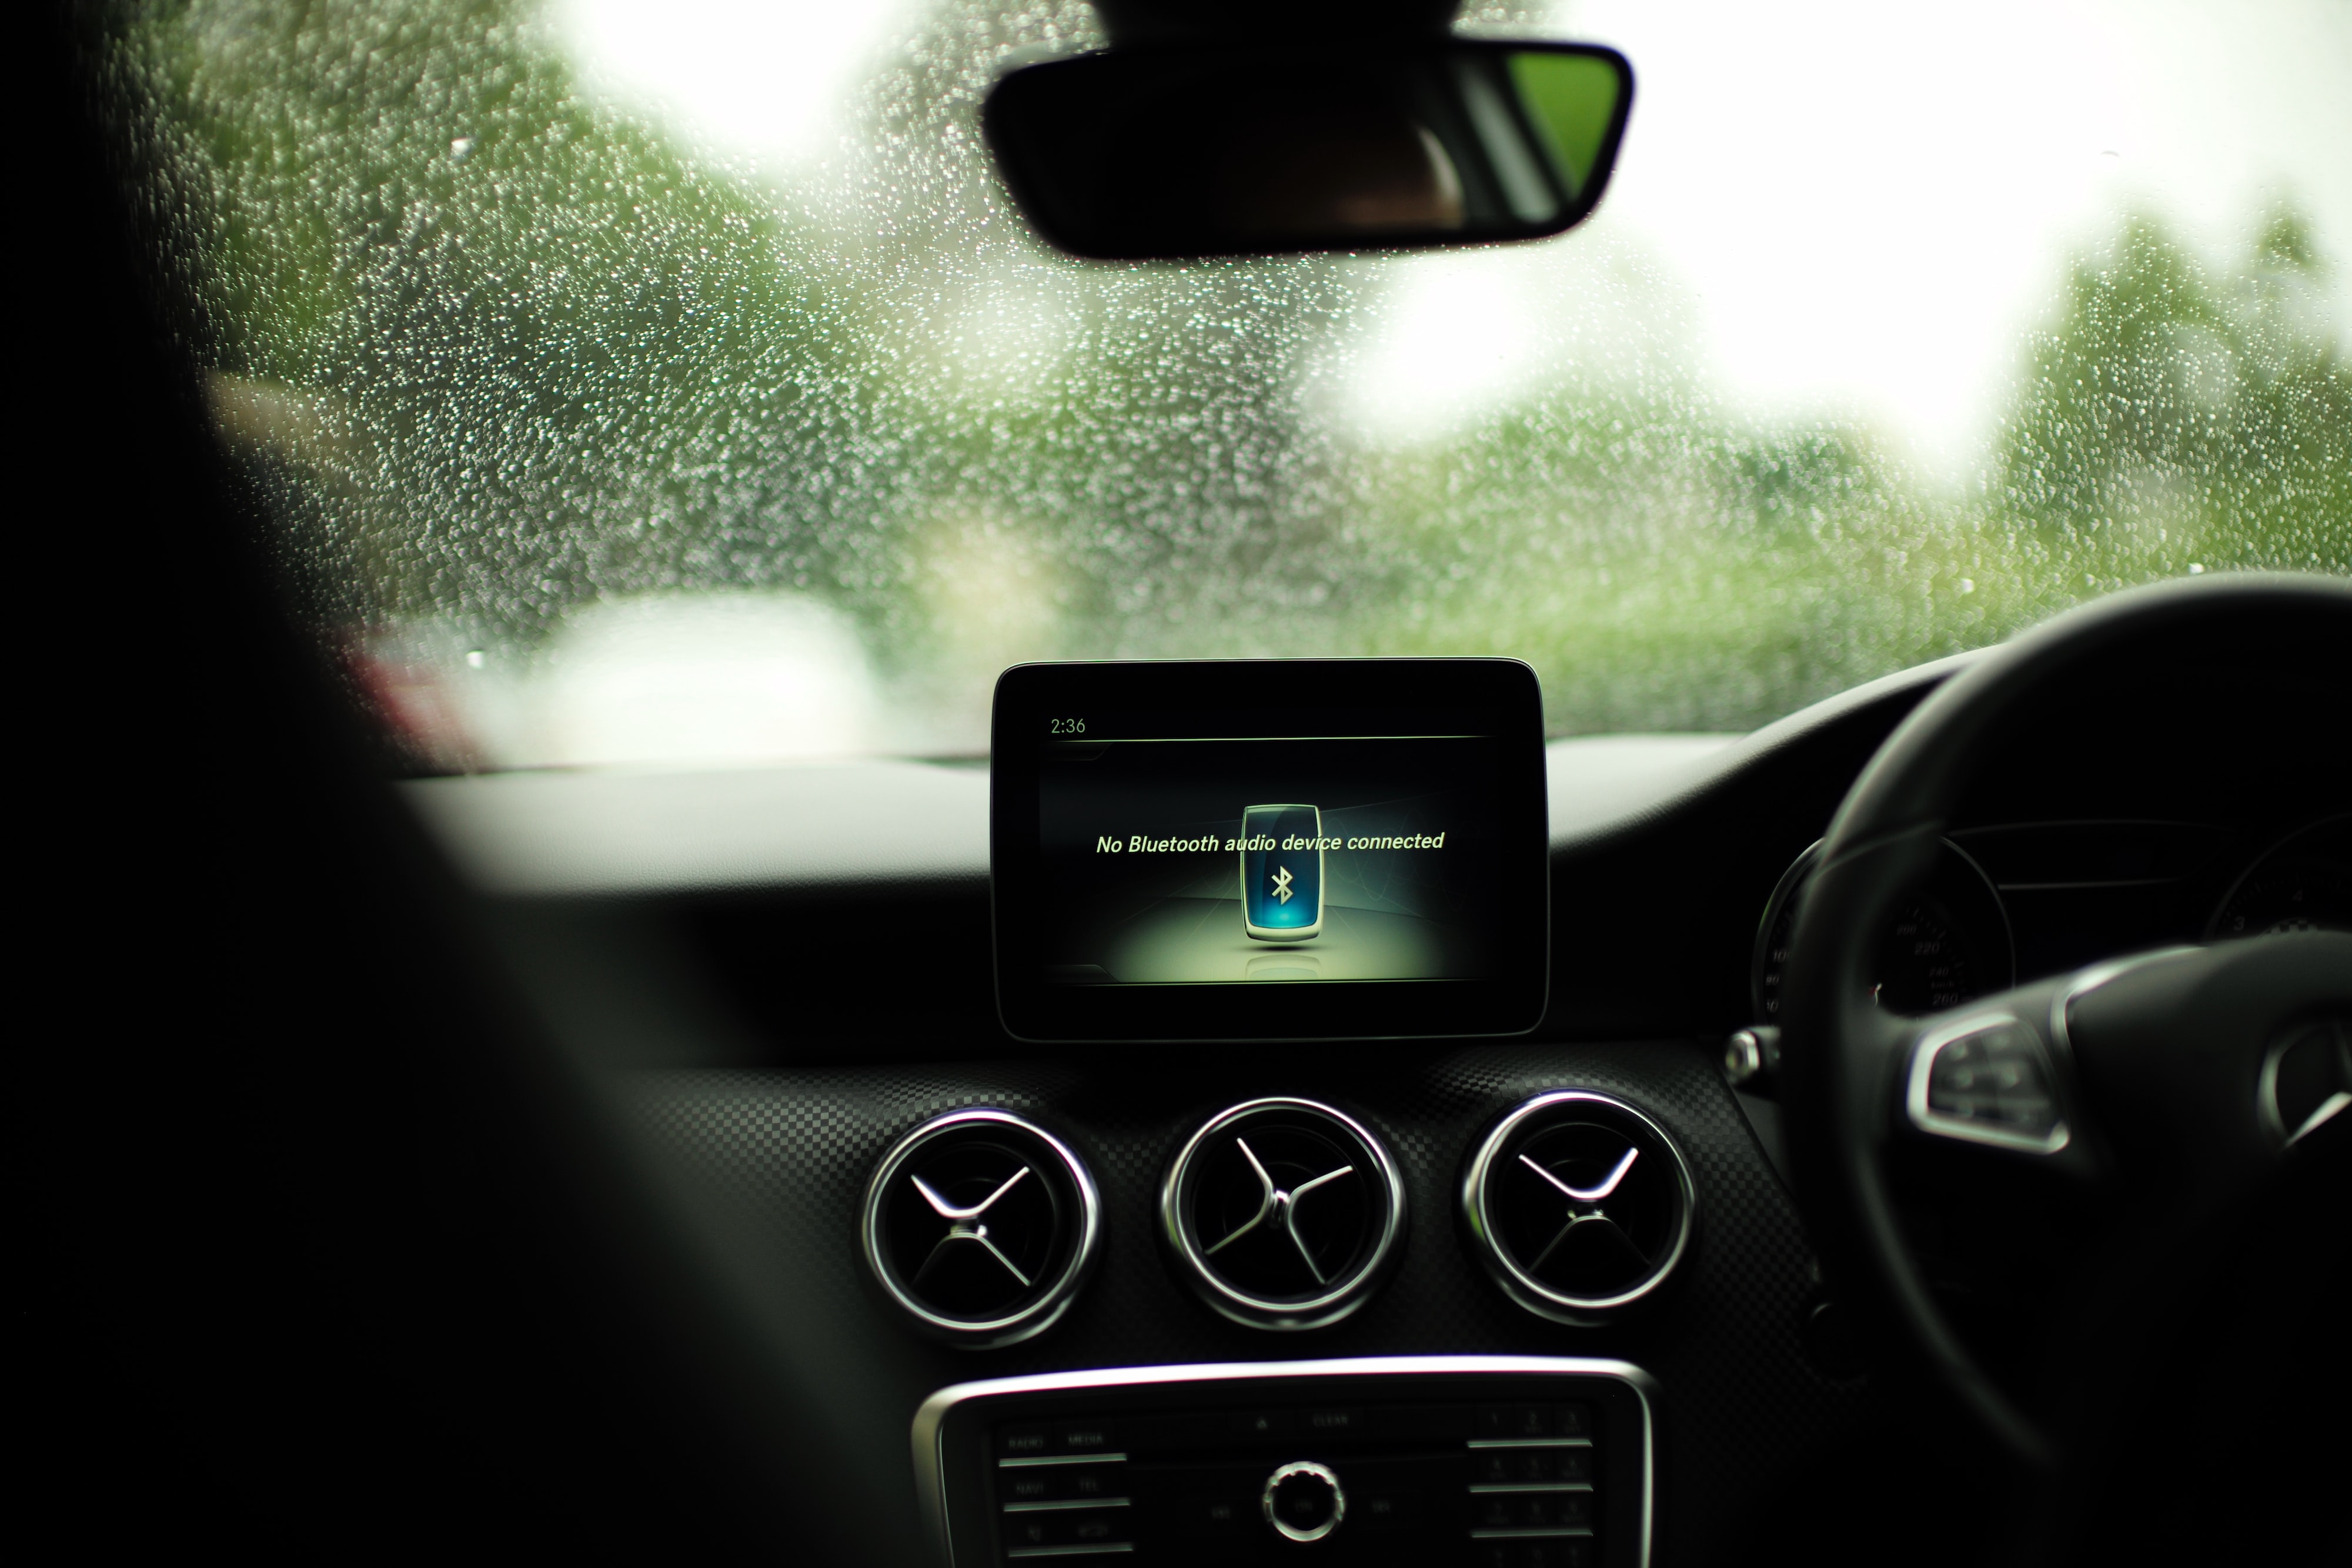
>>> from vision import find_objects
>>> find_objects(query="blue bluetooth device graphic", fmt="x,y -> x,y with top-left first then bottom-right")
1241,804 -> 1323,941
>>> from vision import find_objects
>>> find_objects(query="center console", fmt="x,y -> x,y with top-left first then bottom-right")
910,663 -> 1655,1564
913,1357 -> 1655,1567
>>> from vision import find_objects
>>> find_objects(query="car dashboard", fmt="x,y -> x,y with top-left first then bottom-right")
402,647 -> 2346,1567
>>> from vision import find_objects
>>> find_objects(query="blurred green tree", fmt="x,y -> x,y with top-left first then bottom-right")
108,0 -> 2351,754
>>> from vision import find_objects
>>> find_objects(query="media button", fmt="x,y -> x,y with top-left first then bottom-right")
1057,1421 -> 1117,1453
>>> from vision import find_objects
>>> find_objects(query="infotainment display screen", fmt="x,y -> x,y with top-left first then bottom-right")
990,659 -> 1549,1042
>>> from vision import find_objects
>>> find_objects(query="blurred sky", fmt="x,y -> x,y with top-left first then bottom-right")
1545,0 -> 2352,475
552,0 -> 2352,479
551,0 -> 924,166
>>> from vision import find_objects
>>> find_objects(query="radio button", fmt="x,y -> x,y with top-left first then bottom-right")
998,1424 -> 1051,1458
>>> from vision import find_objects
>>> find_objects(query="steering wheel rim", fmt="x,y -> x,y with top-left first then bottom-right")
1778,572 -> 2352,1470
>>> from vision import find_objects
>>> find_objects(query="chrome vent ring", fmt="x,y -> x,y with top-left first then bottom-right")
1462,1090 -> 1696,1325
862,1108 -> 1100,1348
1161,1098 -> 1405,1330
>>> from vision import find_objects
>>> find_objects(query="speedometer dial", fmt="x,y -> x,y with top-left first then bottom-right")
1753,840 -> 2014,1022
1873,895 -> 1989,1014
2207,814 -> 2352,939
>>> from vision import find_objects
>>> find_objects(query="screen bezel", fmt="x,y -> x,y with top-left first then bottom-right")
990,658 -> 1551,1043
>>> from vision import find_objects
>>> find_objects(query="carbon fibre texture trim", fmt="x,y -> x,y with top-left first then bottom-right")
620,1040 -> 1873,1566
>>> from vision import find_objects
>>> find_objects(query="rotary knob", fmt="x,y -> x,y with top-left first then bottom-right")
1262,1460 -> 1344,1543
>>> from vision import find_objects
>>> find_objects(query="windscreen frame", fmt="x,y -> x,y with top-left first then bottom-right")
990,657 -> 1550,1042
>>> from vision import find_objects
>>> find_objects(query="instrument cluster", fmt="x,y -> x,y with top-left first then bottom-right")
1747,811 -> 2351,1025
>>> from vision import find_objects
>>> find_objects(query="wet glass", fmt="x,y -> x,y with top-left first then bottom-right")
98,0 -> 2352,769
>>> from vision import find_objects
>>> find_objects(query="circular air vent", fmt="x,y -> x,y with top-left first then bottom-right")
861,1108 -> 1100,1348
1160,1098 -> 1405,1330
1461,1090 -> 1695,1325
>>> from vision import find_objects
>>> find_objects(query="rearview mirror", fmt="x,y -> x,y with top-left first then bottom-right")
982,41 -> 1633,260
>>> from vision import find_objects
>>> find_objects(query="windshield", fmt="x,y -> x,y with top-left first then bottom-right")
105,0 -> 2351,768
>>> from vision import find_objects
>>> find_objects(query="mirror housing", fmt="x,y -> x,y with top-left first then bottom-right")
982,41 -> 1633,260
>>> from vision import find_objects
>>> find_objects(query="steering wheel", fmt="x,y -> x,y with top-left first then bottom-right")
1779,574 -> 2352,1486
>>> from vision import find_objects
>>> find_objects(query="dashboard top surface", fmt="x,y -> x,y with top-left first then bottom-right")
399,641 -> 2346,1055
401,655 -> 1989,902
400,734 -> 1745,901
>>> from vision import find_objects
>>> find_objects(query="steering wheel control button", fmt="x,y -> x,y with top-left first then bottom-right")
1461,1091 -> 1697,1325
1262,1459 -> 1345,1543
1905,1014 -> 2072,1153
1161,1098 -> 1406,1330
861,1108 -> 1101,1348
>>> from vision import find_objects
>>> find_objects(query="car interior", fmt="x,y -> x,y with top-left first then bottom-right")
22,1 -> 2349,1564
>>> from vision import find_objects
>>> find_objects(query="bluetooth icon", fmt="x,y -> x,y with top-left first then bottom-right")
1241,805 -> 1322,941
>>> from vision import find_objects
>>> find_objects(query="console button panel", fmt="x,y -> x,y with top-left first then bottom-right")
914,1358 -> 1654,1567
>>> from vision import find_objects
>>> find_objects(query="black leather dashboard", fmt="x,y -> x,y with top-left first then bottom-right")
399,636 -> 2347,1566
